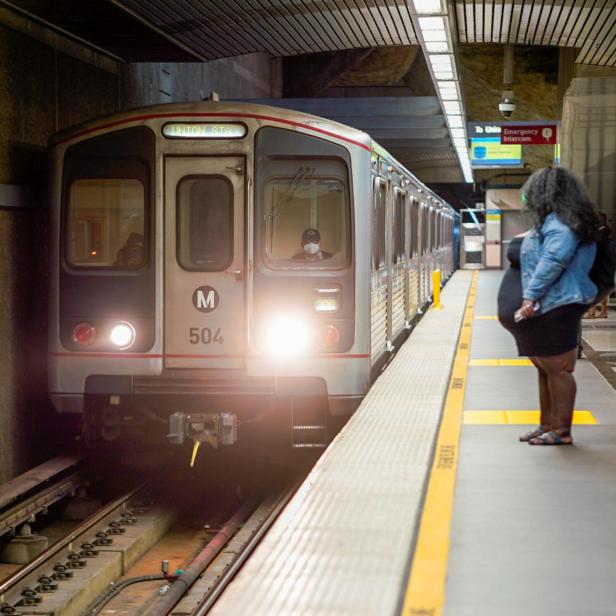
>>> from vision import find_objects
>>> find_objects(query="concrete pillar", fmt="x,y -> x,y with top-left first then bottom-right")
561,76 -> 616,226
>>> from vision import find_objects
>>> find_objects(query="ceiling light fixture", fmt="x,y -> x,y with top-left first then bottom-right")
413,0 -> 443,14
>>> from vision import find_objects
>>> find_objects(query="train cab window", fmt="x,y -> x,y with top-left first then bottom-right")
263,165 -> 350,269
66,179 -> 145,268
177,176 -> 233,271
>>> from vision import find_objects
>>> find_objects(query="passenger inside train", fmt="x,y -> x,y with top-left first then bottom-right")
115,232 -> 145,268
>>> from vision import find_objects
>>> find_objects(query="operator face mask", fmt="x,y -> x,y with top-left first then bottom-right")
304,242 -> 320,255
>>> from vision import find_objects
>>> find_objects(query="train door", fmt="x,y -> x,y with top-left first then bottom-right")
164,156 -> 245,369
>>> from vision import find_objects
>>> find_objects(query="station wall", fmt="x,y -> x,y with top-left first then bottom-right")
0,15 -> 280,481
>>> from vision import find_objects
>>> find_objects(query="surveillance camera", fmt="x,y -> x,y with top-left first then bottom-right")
499,98 -> 516,118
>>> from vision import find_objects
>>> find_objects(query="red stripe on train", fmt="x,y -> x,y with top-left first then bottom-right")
49,352 -> 370,359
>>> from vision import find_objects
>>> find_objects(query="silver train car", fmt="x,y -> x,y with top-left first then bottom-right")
48,101 -> 457,449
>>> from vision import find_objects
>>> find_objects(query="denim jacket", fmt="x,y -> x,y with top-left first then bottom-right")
521,213 -> 597,314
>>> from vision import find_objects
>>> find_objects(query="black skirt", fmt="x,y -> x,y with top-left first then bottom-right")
497,237 -> 587,357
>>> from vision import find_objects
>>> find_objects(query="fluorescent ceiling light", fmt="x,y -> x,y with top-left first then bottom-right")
414,0 -> 443,13
418,16 -> 446,30
450,128 -> 465,138
440,87 -> 459,99
429,54 -> 453,66
422,30 -> 447,41
437,79 -> 457,88
443,100 -> 462,114
426,41 -> 449,52
447,115 -> 464,128
453,138 -> 467,148
434,71 -> 455,80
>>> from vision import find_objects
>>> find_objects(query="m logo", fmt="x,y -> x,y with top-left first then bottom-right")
192,286 -> 220,313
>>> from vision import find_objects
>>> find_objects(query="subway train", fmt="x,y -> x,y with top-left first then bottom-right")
48,100 -> 458,450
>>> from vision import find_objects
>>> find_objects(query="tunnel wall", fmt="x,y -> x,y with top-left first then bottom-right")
0,15 -> 280,481
0,24 -> 121,482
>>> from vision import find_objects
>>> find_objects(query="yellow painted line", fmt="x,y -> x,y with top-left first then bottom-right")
464,410 -> 598,425
401,271 -> 477,616
475,315 -> 498,320
469,358 -> 533,366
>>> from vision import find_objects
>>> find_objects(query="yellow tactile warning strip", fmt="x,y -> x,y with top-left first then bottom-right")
463,410 -> 598,425
400,271 -> 477,616
470,358 -> 533,366
474,315 -> 498,320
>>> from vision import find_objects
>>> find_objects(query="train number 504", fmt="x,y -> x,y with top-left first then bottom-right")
189,328 -> 224,345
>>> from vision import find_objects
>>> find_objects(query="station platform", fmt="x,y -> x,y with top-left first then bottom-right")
210,270 -> 616,616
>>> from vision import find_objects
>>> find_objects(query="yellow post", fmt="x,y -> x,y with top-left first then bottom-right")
432,269 -> 442,309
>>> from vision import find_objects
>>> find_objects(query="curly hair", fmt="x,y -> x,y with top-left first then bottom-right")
522,167 -> 600,243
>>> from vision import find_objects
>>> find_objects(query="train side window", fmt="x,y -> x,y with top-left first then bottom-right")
393,190 -> 405,263
66,179 -> 145,268
410,198 -> 419,257
177,176 -> 233,271
421,205 -> 429,255
373,180 -> 386,269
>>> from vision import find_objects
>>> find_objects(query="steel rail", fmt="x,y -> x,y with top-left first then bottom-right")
146,498 -> 259,616
0,486 -> 142,597
191,484 -> 298,616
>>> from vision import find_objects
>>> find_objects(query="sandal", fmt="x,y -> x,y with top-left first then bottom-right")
519,426 -> 550,442
528,431 -> 573,446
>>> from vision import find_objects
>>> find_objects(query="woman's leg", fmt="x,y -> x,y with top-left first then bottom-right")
598,297 -> 608,318
530,357 -> 552,428
534,348 -> 578,439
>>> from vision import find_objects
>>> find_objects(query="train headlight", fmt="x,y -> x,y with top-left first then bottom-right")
110,322 -> 136,349
265,317 -> 309,357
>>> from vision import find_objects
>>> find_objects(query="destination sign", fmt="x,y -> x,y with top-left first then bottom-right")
162,123 -> 247,139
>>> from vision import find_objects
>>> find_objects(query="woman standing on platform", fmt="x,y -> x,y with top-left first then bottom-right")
497,167 -> 599,446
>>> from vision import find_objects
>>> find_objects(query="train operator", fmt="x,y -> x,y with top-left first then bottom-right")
292,228 -> 333,262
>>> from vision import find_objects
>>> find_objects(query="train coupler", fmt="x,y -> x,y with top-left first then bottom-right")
167,412 -> 238,449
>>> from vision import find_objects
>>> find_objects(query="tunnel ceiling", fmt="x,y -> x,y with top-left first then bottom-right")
455,0 -> 616,68
3,0 -> 200,60
5,0 -> 614,67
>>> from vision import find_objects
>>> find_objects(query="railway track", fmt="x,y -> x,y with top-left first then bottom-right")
0,451 -> 308,615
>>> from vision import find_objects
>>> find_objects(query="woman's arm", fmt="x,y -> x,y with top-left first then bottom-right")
523,220 -> 579,301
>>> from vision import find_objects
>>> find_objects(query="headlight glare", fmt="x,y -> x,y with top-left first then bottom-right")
110,322 -> 136,349
265,317 -> 309,357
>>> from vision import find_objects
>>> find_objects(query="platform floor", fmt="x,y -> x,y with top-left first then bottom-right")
445,271 -> 616,616
209,270 -> 616,616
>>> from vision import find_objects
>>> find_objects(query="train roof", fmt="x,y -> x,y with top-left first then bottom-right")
49,100 -> 454,212
49,100 -> 373,150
